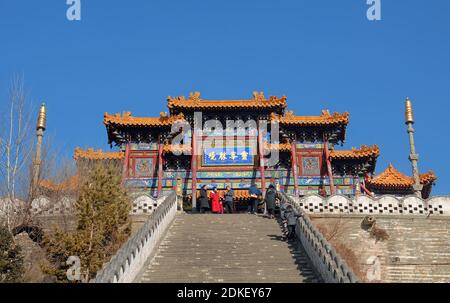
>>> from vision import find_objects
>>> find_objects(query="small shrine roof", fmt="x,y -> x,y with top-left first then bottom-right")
367,164 -> 437,189
39,175 -> 79,192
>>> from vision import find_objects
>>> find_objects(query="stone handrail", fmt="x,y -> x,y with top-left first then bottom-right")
279,192 -> 359,283
30,194 -> 170,217
292,194 -> 450,217
91,191 -> 178,283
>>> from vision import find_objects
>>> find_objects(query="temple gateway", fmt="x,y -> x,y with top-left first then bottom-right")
49,92 -> 436,209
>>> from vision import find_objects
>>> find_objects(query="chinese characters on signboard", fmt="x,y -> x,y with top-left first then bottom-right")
202,147 -> 254,166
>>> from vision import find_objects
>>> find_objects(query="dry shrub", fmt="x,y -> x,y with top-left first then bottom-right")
331,241 -> 364,281
316,217 -> 349,242
315,219 -> 365,281
370,225 -> 389,242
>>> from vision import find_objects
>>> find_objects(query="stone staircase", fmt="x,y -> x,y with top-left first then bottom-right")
138,213 -> 320,283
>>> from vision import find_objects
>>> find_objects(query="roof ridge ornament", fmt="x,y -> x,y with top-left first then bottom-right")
159,112 -> 169,120
252,91 -> 265,101
188,91 -> 201,102
285,110 -> 295,118
321,109 -> 331,117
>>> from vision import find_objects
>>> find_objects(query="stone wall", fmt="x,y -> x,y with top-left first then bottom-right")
312,215 -> 450,283
289,193 -> 450,282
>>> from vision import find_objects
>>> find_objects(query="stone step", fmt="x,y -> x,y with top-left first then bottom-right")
137,213 -> 320,283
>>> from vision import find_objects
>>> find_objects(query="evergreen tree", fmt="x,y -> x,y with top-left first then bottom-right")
43,163 -> 130,282
0,226 -> 24,283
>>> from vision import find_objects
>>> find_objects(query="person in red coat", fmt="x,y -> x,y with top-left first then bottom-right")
210,187 -> 223,214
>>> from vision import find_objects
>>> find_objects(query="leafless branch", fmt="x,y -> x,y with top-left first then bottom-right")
0,75 -> 34,231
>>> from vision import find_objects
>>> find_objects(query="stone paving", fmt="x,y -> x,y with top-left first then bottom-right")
138,213 -> 320,283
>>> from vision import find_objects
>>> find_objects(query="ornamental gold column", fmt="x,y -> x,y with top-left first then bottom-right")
404,97 -> 423,197
31,103 -> 46,199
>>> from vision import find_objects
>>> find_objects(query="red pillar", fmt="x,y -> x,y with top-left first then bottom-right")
290,136 -> 299,196
257,123 -> 266,195
323,139 -> 335,195
191,130 -> 198,209
157,134 -> 164,197
121,143 -> 130,186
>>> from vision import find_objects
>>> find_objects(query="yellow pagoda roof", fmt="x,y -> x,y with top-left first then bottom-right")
167,91 -> 287,111
104,112 -> 185,127
39,175 -> 79,193
367,164 -> 437,189
270,110 -> 349,126
330,145 -> 380,160
74,147 -> 125,160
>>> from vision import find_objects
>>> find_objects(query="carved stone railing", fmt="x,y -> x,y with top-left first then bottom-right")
91,191 -> 178,283
291,194 -> 450,216
279,192 -> 359,283
30,194 -> 169,217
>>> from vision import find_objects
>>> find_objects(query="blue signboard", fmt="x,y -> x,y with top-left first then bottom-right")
197,171 -> 260,179
202,147 -> 254,166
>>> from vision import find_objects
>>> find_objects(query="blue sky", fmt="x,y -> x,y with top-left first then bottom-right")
0,0 -> 449,194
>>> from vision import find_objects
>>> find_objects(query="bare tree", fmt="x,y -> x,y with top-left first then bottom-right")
0,75 -> 34,231
37,153 -> 78,232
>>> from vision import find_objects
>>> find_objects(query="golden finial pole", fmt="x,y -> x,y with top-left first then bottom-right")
405,97 -> 414,124
37,102 -> 47,130
31,102 -> 47,199
404,97 -> 422,197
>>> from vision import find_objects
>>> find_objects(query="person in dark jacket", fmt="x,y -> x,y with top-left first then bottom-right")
279,201 -> 290,235
264,184 -> 277,219
224,185 -> 234,214
248,184 -> 261,214
282,205 -> 301,240
199,185 -> 210,213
